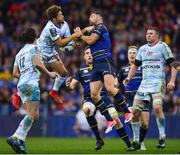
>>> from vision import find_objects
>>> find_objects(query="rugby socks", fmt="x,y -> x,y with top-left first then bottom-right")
140,127 -> 148,143
86,116 -> 101,140
96,99 -> 113,121
114,92 -> 130,113
53,75 -> 66,91
156,117 -> 166,139
116,127 -> 131,147
12,115 -> 34,141
131,121 -> 140,142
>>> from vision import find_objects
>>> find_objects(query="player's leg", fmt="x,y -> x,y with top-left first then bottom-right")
48,57 -> 68,104
108,107 -> 133,151
82,101 -> 104,150
139,110 -> 150,150
152,93 -> 166,148
90,71 -> 117,132
7,85 -> 40,154
103,74 -> 133,123
90,79 -> 114,122
131,93 -> 148,150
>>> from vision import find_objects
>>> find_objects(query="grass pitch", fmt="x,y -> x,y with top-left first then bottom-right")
0,137 -> 180,154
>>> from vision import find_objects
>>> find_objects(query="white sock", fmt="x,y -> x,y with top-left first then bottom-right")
156,117 -> 166,139
12,115 -> 34,141
131,121 -> 141,142
52,75 -> 66,91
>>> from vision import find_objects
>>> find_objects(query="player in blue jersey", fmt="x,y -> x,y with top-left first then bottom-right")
118,46 -> 150,150
7,28 -> 57,154
38,5 -> 82,104
124,26 -> 177,149
77,10 -> 133,123
66,47 -> 133,151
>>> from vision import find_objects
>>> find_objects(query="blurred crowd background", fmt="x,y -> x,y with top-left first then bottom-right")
0,0 -> 180,117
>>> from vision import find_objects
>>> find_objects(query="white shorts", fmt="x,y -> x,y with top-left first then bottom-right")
42,50 -> 60,63
134,92 -> 164,105
18,84 -> 40,103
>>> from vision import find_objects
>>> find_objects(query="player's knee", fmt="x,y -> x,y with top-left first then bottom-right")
141,122 -> 149,129
153,104 -> 163,115
59,69 -> 68,77
91,93 -> 100,103
106,86 -> 115,95
83,108 -> 91,117
29,111 -> 39,121
83,102 -> 96,117
28,107 -> 39,120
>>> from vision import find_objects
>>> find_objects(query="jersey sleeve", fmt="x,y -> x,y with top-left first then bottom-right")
49,27 -> 60,41
162,43 -> 174,61
73,70 -> 81,81
117,69 -> 125,83
63,22 -> 71,37
92,24 -> 106,36
30,46 -> 41,57
135,47 -> 143,66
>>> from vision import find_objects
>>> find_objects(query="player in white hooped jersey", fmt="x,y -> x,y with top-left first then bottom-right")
7,28 -> 57,154
38,5 -> 82,105
124,26 -> 177,150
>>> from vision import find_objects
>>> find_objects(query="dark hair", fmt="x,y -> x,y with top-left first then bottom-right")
84,46 -> 90,52
21,28 -> 36,44
90,10 -> 103,18
147,26 -> 160,36
46,5 -> 61,20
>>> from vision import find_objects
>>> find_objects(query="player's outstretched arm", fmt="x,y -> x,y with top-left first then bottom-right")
66,77 -> 79,90
82,26 -> 95,34
55,28 -> 82,47
124,64 -> 138,85
32,55 -> 57,79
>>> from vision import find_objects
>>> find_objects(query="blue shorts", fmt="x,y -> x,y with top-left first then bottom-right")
18,84 -> 40,103
90,58 -> 116,82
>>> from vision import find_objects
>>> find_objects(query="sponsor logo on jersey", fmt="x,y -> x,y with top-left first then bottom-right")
142,65 -> 160,69
83,70 -> 88,73
145,51 -> 153,56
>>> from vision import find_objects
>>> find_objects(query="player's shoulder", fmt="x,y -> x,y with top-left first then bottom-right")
158,41 -> 169,49
121,64 -> 131,71
29,44 -> 40,55
46,21 -> 57,30
138,44 -> 149,53
62,21 -> 69,27
80,64 -> 89,71
95,23 -> 107,31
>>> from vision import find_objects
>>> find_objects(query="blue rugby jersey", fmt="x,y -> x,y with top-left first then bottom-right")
118,64 -> 142,97
90,23 -> 113,63
74,64 -> 108,99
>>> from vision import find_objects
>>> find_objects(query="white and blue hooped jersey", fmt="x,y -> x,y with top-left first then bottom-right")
38,21 -> 70,53
136,41 -> 174,93
14,44 -> 41,87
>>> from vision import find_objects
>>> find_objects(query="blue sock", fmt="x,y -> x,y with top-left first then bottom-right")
140,127 -> 148,143
114,92 -> 130,113
96,99 -> 113,121
116,127 -> 131,147
86,116 -> 101,140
